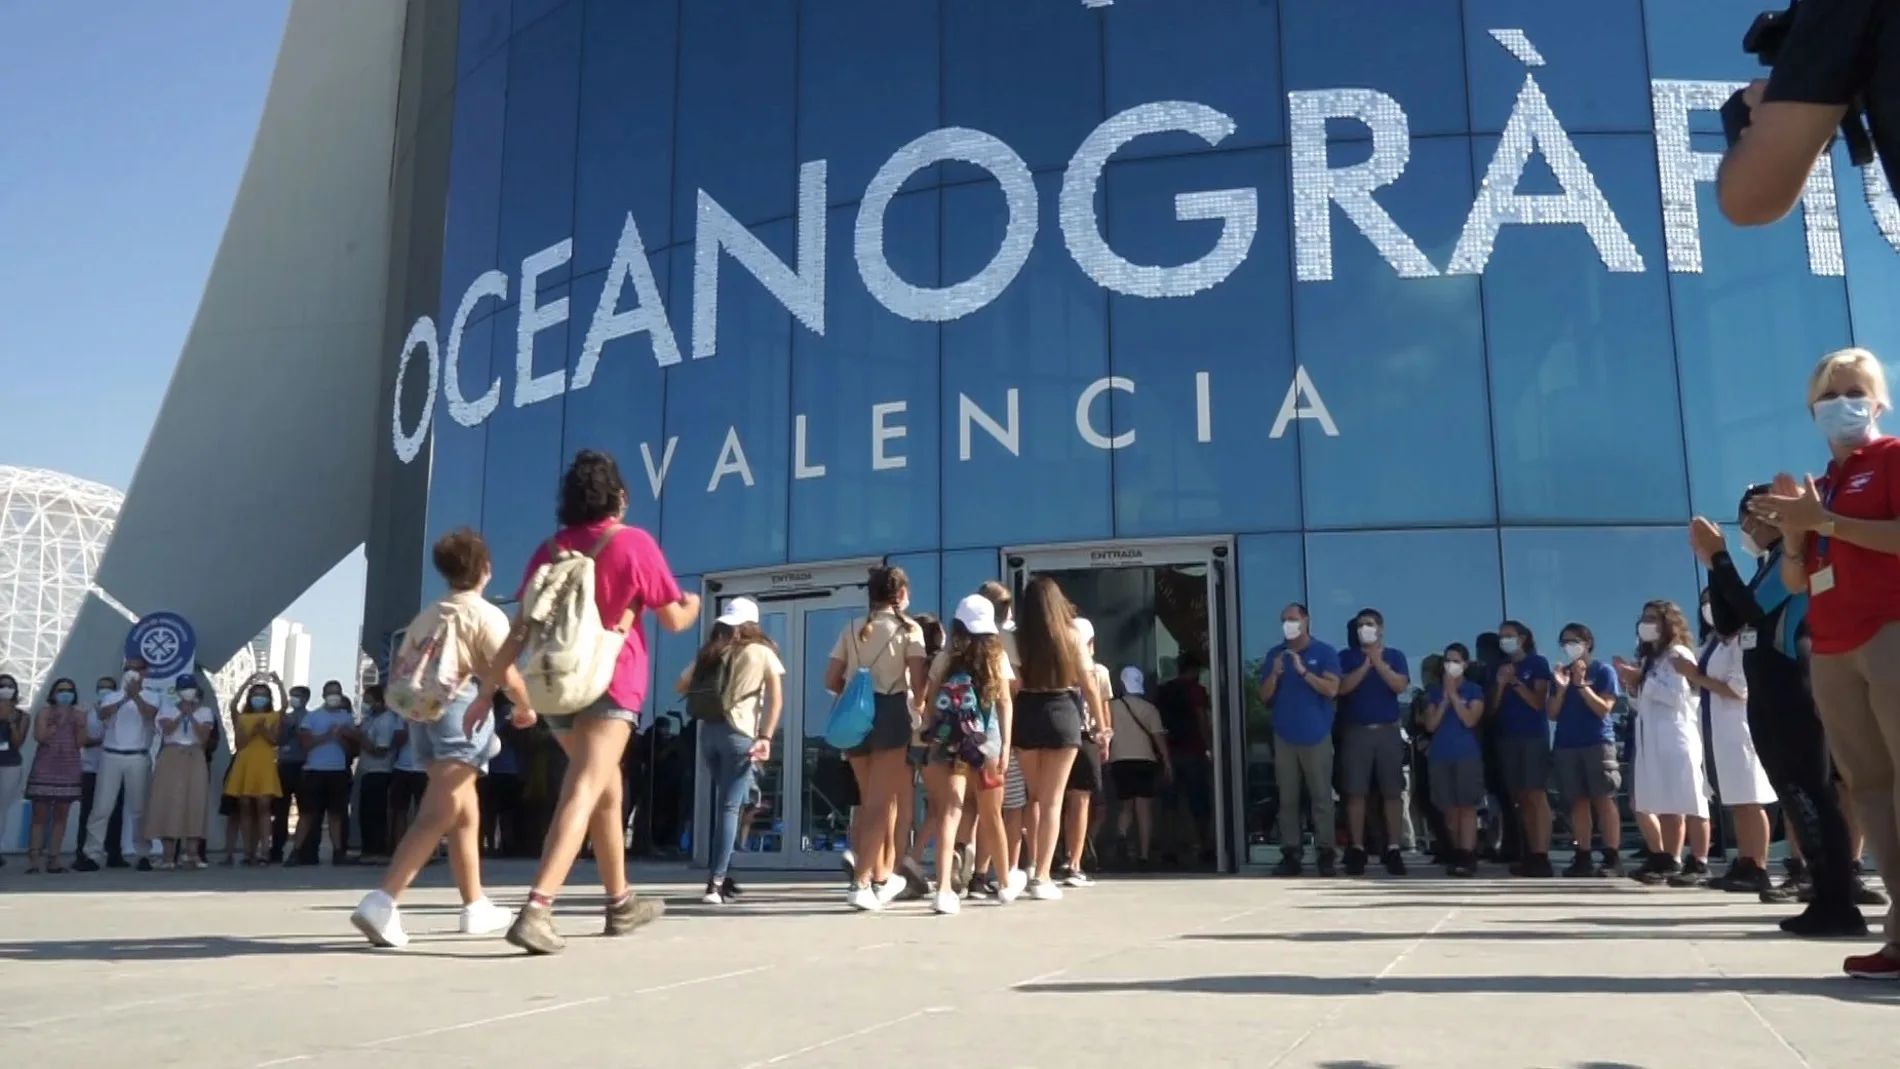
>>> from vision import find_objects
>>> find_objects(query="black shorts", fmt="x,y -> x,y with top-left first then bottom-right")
1067,737 -> 1103,793
1015,691 -> 1084,751
298,770 -> 351,821
846,692 -> 914,757
388,769 -> 428,815
1109,759 -> 1162,799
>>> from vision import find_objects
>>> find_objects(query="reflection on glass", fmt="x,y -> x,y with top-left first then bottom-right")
1234,534 -> 1305,864
803,606 -> 860,855
739,610 -> 790,854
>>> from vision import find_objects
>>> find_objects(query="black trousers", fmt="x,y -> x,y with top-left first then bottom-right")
358,772 -> 392,857
76,771 -> 126,863
479,773 -> 525,856
1749,697 -> 1856,909
271,762 -> 302,862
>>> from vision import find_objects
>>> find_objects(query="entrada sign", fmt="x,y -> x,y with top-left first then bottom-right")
393,30 -> 1900,469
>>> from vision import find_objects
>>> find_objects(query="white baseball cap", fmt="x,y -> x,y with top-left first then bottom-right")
953,594 -> 1000,635
716,596 -> 760,628
1120,666 -> 1145,695
1072,617 -> 1095,644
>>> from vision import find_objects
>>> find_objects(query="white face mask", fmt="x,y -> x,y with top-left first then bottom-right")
122,670 -> 141,690
1498,637 -> 1520,656
324,695 -> 343,709
1357,625 -> 1380,646
291,696 -> 307,709
97,687 -> 113,701
1443,661 -> 1466,679
1281,619 -> 1304,641
1638,622 -> 1661,643
1701,604 -> 1715,626
1562,641 -> 1587,663
897,595 -> 911,613
0,687 -> 13,701
178,688 -> 199,703
1739,532 -> 1766,560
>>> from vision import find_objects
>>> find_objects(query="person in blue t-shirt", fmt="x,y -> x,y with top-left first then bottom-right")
1337,609 -> 1411,877
1425,643 -> 1486,877
1260,603 -> 1343,877
1491,620 -> 1555,877
1547,623 -> 1625,878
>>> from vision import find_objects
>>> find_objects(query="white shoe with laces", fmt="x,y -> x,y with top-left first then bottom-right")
998,869 -> 1028,904
459,898 -> 511,935
874,874 -> 908,906
1028,878 -> 1064,901
350,890 -> 410,949
846,884 -> 881,912
932,890 -> 961,915
1063,870 -> 1094,888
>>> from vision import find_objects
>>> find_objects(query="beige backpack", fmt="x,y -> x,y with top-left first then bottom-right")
520,526 -> 629,716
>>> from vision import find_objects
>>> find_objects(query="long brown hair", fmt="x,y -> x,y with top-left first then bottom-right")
693,621 -> 778,680
1636,599 -> 1692,683
1015,575 -> 1084,691
943,621 -> 1007,709
977,580 -> 1012,626
858,565 -> 913,642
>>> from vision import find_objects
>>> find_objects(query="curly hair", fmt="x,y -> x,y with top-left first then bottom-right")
943,623 -> 1008,710
1636,599 -> 1693,684
557,449 -> 629,528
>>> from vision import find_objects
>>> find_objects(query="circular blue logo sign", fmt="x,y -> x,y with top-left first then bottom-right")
125,612 -> 197,679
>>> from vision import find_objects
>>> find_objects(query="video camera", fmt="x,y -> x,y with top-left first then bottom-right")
1725,1 -> 1878,166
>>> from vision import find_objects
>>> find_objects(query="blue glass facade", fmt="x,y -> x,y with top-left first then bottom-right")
393,0 -> 1900,854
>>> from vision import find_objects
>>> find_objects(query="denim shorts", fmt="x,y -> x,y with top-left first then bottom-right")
541,692 -> 638,738
410,688 -> 498,772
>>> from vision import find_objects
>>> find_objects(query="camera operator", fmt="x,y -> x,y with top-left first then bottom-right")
1716,0 -> 1900,226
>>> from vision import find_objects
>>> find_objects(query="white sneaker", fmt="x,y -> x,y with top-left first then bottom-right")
846,884 -> 881,912
1028,878 -> 1064,902
701,888 -> 728,906
874,874 -> 908,906
1063,870 -> 1094,888
932,889 -> 961,915
350,891 -> 409,949
459,898 -> 511,935
998,868 -> 1028,904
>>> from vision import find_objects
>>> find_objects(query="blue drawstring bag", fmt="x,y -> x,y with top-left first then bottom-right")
824,667 -> 875,749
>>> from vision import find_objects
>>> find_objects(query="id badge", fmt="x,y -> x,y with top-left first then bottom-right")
1739,627 -> 1759,651
1811,566 -> 1836,595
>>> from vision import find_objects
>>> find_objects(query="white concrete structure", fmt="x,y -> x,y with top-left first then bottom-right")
45,0 -> 405,695
0,467 -> 124,705
250,617 -> 313,691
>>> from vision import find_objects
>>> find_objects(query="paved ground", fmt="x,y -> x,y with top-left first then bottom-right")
1,858 -> 1894,1069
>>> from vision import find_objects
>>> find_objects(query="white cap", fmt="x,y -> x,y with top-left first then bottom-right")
953,594 -> 1000,635
716,596 -> 760,628
1120,665 -> 1145,696
1072,617 -> 1095,644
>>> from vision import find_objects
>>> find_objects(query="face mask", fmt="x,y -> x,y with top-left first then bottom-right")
1281,619 -> 1304,641
178,688 -> 199,702
1357,625 -> 1379,646
250,695 -> 270,710
1814,396 -> 1879,445
1443,661 -> 1466,679
1740,532 -> 1766,560
55,691 -> 76,706
290,696 -> 307,709
0,687 -> 14,701
324,695 -> 343,709
1562,641 -> 1587,663
1701,604 -> 1715,626
898,595 -> 911,613
122,670 -> 140,690
1498,637 -> 1520,656
97,687 -> 113,701
1638,622 -> 1661,643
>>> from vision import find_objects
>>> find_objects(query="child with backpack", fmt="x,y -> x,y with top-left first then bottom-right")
676,596 -> 784,904
919,594 -> 1018,914
349,528 -> 536,948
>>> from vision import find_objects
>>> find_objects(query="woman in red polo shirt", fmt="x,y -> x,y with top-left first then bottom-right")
1751,347 -> 1900,981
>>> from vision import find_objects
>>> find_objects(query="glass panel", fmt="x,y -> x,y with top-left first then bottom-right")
483,281 -> 570,588
660,232 -> 794,575
1645,0 -> 1778,135
943,0 -> 1104,173
1500,527 -> 1703,663
513,0 -> 568,31
562,259 -> 672,535
940,173 -> 1112,549
495,3 -> 583,289
790,195 -> 940,560
423,318 -> 496,606
673,0 -> 797,237
573,0 -> 678,275
886,552 -> 941,623
1839,143 -> 1900,375
1105,150 -> 1300,536
1672,133 -> 1853,518
1103,0 -> 1283,157
802,605 -> 861,856
797,0 -> 940,207
1463,0 -> 1651,136
1234,533 -> 1304,864
1302,529 -> 1505,675
1479,134 -> 1686,523
1294,138 -> 1494,528
741,609 -> 790,855
1281,0 -> 1467,140
942,549 -> 1001,613
440,56 -> 508,319
456,0 -> 512,78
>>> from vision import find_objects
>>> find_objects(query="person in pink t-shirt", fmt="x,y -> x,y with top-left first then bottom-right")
472,450 -> 701,955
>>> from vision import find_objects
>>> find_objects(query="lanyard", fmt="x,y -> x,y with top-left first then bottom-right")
1816,478 -> 1837,559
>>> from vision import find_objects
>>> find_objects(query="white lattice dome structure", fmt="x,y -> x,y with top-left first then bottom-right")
0,466 -> 123,703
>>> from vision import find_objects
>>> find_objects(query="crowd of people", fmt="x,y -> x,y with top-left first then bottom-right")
3,345 -> 1898,982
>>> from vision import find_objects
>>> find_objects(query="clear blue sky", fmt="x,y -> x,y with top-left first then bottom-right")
0,0 -> 366,689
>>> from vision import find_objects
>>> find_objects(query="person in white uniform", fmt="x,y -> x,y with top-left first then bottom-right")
78,657 -> 162,871
1692,589 -> 1780,894
1614,600 -> 1713,887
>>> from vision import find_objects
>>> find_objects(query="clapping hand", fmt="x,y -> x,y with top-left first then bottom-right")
1496,662 -> 1517,687
1689,517 -> 1726,564
1748,473 -> 1827,534
1669,653 -> 1701,679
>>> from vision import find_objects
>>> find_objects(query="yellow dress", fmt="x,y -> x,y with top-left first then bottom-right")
226,711 -> 283,798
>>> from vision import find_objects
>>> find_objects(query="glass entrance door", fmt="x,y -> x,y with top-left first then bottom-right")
693,562 -> 876,872
1004,539 -> 1237,873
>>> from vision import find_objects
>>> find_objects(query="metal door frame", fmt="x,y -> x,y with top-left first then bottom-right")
692,559 -> 880,871
1000,537 -> 1241,873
